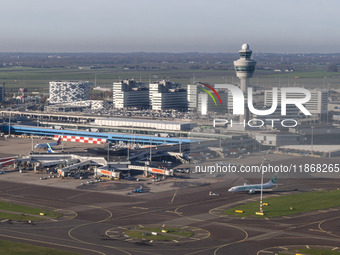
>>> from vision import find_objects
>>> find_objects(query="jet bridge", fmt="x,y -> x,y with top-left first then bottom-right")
128,165 -> 173,176
57,160 -> 92,177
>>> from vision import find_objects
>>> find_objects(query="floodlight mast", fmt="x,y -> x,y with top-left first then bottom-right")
260,153 -> 264,213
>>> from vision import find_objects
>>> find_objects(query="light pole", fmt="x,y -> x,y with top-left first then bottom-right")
31,134 -> 34,153
260,153 -> 264,213
311,126 -> 314,155
179,134 -> 182,154
62,134 -> 64,153
149,139 -> 152,162
8,113 -> 11,136
107,141 -> 110,162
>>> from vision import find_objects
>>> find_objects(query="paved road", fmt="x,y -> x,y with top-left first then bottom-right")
0,177 -> 340,255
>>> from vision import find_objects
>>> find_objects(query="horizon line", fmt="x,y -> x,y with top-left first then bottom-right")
0,51 -> 340,55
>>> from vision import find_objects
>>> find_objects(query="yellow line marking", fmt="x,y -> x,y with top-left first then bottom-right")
306,245 -> 310,249
332,247 -> 338,250
132,206 -> 148,210
65,192 -> 89,200
67,205 -> 131,255
53,209 -> 78,221
170,189 -> 178,204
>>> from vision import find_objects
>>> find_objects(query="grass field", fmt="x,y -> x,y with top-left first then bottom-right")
1,67 -> 339,93
0,239 -> 80,255
124,230 -> 176,241
140,227 -> 194,237
124,227 -> 194,241
264,70 -> 337,78
280,248 -> 340,255
225,190 -> 340,218
0,201 -> 62,221
0,212 -> 44,221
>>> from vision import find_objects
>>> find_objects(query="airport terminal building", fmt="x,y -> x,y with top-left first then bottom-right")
49,81 -> 91,104
113,79 -> 149,109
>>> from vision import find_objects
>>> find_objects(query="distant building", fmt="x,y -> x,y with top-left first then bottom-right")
45,100 -> 112,112
254,133 -> 300,146
264,89 -> 328,116
197,90 -> 228,114
189,84 -> 229,114
213,84 -> 264,116
187,84 -> 198,111
113,79 -> 149,109
49,81 -> 91,104
329,102 -> 340,112
149,80 -> 187,111
94,118 -> 193,131
305,90 -> 328,115
93,86 -> 112,92
199,93 -> 208,115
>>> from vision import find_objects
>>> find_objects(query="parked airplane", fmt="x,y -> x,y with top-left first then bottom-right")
228,175 -> 277,194
35,137 -> 62,151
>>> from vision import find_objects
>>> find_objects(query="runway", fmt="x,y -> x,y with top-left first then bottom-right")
0,177 -> 340,255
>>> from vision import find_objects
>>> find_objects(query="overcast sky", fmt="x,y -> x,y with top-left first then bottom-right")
1,0 -> 339,53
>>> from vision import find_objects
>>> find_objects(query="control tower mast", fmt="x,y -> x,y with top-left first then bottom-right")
233,43 -> 256,123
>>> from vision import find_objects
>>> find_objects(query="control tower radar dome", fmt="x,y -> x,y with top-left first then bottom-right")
242,43 -> 249,50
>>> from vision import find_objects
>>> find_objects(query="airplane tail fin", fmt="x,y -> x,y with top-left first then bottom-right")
270,175 -> 277,184
57,137 -> 62,145
47,144 -> 54,153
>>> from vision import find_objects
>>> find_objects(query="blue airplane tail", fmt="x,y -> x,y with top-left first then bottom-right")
47,144 -> 54,153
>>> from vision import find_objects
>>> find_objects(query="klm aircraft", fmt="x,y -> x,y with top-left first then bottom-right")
228,175 -> 277,194
35,137 -> 62,151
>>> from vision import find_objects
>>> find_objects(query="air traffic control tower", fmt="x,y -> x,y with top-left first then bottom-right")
233,43 -> 256,123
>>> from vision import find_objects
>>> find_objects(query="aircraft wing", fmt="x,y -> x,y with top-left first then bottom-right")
253,189 -> 273,192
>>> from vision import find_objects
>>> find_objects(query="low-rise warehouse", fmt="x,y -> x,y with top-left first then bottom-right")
277,145 -> 340,157
93,118 -> 194,131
